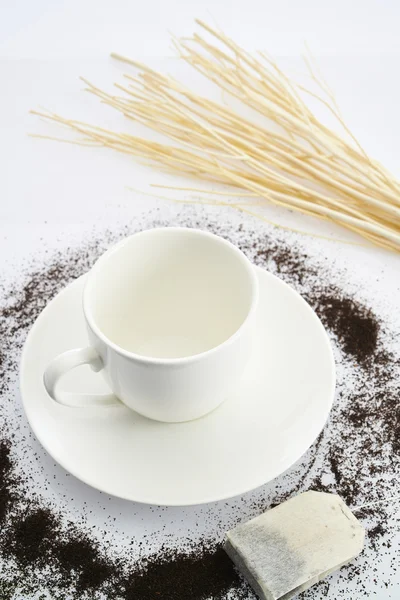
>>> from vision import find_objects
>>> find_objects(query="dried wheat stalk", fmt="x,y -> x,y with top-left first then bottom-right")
31,19 -> 400,251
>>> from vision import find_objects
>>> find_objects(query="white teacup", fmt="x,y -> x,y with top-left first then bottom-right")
44,227 -> 259,422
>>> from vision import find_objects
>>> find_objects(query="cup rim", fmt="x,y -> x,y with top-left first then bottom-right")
83,227 -> 259,365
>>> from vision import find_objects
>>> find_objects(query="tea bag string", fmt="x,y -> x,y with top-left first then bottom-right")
352,493 -> 400,512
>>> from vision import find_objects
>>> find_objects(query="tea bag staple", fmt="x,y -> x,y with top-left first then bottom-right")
224,491 -> 364,599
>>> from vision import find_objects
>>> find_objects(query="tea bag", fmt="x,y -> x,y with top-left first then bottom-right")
224,491 -> 364,600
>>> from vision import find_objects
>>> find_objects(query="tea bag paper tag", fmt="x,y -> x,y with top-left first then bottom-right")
224,491 -> 365,600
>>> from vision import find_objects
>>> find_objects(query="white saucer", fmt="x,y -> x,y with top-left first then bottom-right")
20,268 -> 335,506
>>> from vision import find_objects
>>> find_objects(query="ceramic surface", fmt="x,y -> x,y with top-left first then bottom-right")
43,228 -> 259,422
20,267 -> 335,506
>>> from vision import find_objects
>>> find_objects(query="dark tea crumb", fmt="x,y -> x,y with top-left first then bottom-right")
123,546 -> 248,600
0,440 -> 16,526
368,523 -> 388,551
56,533 -> 120,593
7,508 -> 57,568
306,294 -> 379,365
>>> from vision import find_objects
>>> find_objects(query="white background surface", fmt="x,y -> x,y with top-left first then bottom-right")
1,1 -> 400,598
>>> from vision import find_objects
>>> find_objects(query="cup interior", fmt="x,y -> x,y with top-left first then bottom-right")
85,228 -> 256,360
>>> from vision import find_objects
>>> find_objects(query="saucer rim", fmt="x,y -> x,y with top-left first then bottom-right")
20,267 -> 335,506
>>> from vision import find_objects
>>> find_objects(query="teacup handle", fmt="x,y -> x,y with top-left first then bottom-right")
43,347 -> 121,407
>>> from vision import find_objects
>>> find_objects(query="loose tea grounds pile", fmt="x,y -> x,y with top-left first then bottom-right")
305,293 -> 379,365
123,547 -> 247,600
0,211 -> 398,599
